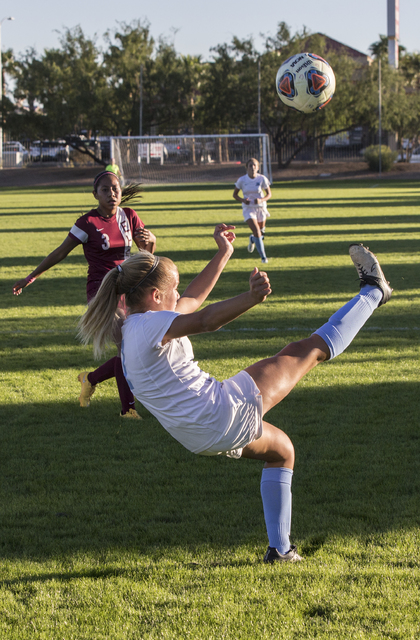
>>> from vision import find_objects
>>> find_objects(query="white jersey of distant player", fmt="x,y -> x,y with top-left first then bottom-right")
235,173 -> 271,214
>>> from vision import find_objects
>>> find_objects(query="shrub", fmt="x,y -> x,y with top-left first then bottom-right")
363,145 -> 398,172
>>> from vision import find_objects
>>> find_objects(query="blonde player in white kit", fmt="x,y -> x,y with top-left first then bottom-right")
78,224 -> 392,564
233,158 -> 272,263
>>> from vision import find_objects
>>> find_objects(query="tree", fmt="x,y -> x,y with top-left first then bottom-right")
145,41 -> 200,134
102,22 -> 201,136
369,35 -> 406,60
1,48 -> 18,134
197,37 -> 260,133
102,20 -> 154,135
197,25 -> 380,167
4,18 -> 419,166
368,44 -> 420,161
10,27 -> 106,141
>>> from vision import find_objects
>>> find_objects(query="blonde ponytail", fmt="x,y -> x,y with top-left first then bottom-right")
77,269 -> 121,358
78,251 -> 175,358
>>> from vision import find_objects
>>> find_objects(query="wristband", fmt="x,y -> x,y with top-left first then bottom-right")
25,276 -> 36,285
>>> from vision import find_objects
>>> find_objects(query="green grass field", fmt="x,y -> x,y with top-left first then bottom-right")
1,178 -> 420,639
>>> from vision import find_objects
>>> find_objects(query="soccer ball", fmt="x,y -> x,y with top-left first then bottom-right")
275,53 -> 336,113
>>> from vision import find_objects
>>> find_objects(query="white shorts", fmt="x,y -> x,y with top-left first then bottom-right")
198,371 -> 264,459
243,206 -> 270,224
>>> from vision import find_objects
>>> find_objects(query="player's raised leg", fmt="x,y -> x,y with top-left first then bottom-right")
242,244 -> 392,563
246,243 -> 392,413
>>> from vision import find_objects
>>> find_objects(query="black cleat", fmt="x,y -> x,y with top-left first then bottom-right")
349,243 -> 393,306
263,545 -> 302,564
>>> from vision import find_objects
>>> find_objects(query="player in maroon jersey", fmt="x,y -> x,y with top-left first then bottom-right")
12,171 -> 156,418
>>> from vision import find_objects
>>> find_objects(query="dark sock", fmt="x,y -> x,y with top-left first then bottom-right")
87,357 -> 118,386
115,357 -> 136,414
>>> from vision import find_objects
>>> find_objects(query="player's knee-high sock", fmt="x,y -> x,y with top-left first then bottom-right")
253,235 -> 267,260
87,356 -> 117,385
260,467 -> 293,554
114,356 -> 136,414
314,284 -> 383,360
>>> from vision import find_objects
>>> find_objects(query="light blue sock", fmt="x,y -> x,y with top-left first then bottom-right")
253,235 -> 267,260
260,467 -> 293,554
314,284 -> 382,359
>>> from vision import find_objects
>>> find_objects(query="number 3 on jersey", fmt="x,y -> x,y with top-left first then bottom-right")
101,233 -> 110,251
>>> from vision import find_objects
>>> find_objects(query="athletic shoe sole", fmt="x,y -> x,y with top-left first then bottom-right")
247,235 -> 255,253
349,243 -> 393,307
263,545 -> 302,563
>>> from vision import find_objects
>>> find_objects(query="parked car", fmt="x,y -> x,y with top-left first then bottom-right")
397,146 -> 420,163
3,141 -> 29,167
4,141 -> 29,155
163,143 -> 191,161
410,147 -> 420,163
30,140 -> 70,162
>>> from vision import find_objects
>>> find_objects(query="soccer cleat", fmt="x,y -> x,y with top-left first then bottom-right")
263,545 -> 302,564
120,408 -> 142,420
77,371 -> 95,407
261,258 -> 269,264
261,227 -> 266,234
247,235 -> 255,253
349,243 -> 393,307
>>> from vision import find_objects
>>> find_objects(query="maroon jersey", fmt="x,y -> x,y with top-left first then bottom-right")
69,207 -> 144,301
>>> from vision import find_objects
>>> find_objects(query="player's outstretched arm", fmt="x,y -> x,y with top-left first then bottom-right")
163,267 -> 271,343
12,236 -> 79,295
176,223 -> 236,315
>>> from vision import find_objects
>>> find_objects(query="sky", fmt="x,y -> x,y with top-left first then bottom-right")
1,0 -> 418,60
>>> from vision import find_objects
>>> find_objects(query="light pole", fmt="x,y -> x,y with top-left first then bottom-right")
139,63 -> 143,137
0,16 -> 15,169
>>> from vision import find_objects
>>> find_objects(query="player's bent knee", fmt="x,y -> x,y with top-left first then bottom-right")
242,424 -> 294,465
274,433 -> 295,464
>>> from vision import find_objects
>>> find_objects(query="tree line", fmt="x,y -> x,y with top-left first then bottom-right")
2,20 -> 420,166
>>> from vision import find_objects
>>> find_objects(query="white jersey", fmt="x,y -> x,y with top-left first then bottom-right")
235,173 -> 270,215
121,310 -> 262,455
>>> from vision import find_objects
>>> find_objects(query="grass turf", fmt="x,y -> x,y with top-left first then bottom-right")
1,179 -> 419,639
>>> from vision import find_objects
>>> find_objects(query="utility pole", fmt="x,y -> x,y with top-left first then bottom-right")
139,63 -> 143,136
387,0 -> 399,69
257,58 -> 261,134
379,58 -> 382,176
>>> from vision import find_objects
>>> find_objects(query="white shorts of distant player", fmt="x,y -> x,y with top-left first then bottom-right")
242,204 -> 271,225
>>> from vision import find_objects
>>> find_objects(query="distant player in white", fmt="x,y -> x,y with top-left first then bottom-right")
233,158 -> 272,263
78,224 -> 393,564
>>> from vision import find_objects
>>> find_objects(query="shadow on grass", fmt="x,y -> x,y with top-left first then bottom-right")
1,227 -> 86,235
3,258 -> 418,315
2,254 -> 87,269
0,567 -> 127,587
4,230 -> 420,275
0,377 -> 419,562
0,206 -> 88,218
0,326 -> 418,374
138,195 -> 420,212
